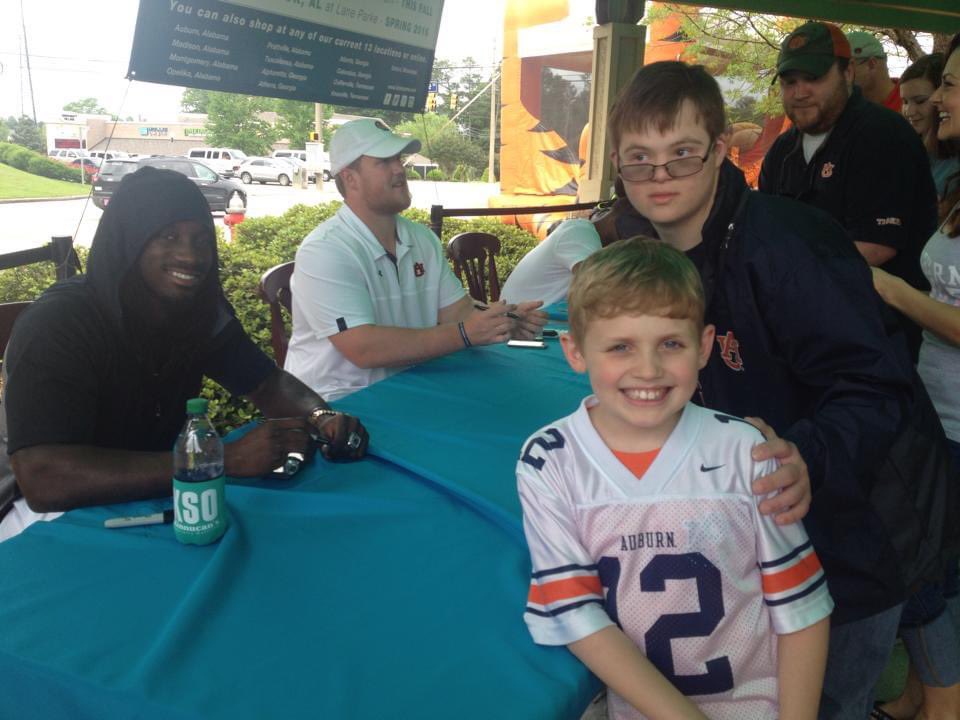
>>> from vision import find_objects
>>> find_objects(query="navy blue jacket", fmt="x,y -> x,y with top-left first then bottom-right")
691,161 -> 914,624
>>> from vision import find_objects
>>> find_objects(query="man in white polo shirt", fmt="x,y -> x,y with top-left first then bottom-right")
285,118 -> 547,400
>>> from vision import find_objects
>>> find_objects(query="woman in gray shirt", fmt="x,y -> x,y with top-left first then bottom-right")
871,32 -> 960,720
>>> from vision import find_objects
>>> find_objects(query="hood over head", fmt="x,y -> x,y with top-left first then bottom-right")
86,166 -> 219,322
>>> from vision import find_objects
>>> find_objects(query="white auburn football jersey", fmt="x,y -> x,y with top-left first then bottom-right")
517,398 -> 833,720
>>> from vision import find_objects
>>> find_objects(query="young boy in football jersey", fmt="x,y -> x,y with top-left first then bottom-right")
517,239 -> 832,720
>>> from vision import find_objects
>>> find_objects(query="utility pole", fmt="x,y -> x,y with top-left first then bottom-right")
487,67 -> 497,183
314,102 -> 324,189
20,0 -> 37,124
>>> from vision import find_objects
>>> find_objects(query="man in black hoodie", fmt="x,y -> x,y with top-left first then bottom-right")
0,167 -> 367,538
555,61 -> 916,718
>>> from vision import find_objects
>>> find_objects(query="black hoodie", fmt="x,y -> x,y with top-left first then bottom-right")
3,167 -> 274,461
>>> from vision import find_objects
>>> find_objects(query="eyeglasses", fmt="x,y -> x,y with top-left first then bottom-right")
618,142 -> 715,183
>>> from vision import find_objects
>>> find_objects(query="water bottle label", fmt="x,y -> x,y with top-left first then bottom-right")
173,476 -> 228,545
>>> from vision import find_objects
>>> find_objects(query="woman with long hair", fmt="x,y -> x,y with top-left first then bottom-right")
871,34 -> 960,720
900,52 -> 960,200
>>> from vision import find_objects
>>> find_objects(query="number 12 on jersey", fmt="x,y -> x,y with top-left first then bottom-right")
598,552 -> 735,695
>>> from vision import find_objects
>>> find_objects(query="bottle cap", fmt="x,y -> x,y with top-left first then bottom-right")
186,398 -> 208,415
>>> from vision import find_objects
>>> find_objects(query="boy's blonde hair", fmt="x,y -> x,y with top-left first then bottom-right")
567,238 -> 705,344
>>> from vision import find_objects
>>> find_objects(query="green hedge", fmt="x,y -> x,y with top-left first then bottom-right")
0,246 -> 89,303
0,203 -> 540,433
0,142 -> 82,182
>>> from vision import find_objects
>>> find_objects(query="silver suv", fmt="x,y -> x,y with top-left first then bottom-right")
237,157 -> 299,186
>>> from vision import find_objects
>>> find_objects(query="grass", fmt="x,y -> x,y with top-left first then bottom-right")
0,163 -> 89,200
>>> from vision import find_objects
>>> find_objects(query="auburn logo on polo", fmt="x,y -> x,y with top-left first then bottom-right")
413,262 -> 425,277
716,330 -> 744,371
821,162 -> 835,179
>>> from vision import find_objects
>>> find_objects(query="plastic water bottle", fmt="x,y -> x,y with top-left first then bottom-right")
173,398 -> 228,545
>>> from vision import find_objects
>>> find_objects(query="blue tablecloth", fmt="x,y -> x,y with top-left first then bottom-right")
0,336 -> 597,720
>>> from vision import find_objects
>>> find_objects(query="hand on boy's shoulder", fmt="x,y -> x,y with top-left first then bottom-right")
745,416 -> 811,526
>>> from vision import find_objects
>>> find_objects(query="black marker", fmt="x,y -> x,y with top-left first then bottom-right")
474,303 -> 521,320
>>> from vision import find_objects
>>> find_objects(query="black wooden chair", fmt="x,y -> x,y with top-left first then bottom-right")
447,232 -> 501,304
258,261 -> 295,366
0,236 -> 81,358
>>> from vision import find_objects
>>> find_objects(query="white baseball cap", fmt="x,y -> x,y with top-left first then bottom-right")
329,118 -> 421,177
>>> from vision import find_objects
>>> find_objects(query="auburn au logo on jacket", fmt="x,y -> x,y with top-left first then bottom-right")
716,330 -> 744,371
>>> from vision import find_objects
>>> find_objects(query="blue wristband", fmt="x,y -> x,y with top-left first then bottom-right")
458,321 -> 472,348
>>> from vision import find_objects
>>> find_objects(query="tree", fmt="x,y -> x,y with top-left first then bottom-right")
181,88 -> 213,114
272,99 -> 316,149
651,5 -> 954,116
0,118 -> 10,143
540,67 -> 590,155
203,93 -> 277,156
431,57 -> 498,155
63,98 -> 108,115
421,132 -> 487,176
729,95 -> 765,126
395,114 -> 486,175
9,116 -> 44,153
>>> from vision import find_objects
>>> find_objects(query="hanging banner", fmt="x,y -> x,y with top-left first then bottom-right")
127,0 -> 444,112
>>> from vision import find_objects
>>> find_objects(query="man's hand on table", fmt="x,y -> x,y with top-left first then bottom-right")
745,416 -> 812,526
224,417 -> 317,477
309,411 -> 369,461
509,300 -> 549,340
463,301 -> 515,346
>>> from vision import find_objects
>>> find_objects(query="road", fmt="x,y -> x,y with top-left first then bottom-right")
0,180 -> 502,253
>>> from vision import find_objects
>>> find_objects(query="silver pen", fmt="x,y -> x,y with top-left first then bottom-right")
104,509 -> 174,529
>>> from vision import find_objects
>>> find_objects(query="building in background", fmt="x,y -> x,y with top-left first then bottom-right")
45,111 -> 365,157
45,112 -> 208,156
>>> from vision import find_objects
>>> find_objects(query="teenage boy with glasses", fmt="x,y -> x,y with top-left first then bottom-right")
547,60 -> 915,719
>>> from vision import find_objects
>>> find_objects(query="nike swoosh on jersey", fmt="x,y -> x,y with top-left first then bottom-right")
700,464 -> 725,472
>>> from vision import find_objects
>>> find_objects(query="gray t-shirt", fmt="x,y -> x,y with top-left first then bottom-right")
918,206 -> 960,442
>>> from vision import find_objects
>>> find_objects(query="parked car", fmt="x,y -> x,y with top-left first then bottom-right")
92,156 -> 247,212
185,147 -> 247,178
271,149 -> 331,181
237,157 -> 300,186
48,148 -> 89,161
88,150 -> 129,161
68,156 -> 101,180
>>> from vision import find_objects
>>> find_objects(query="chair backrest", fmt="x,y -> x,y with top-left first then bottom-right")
0,236 -> 81,360
258,261 -> 295,366
447,232 -> 501,304
0,236 -> 82,280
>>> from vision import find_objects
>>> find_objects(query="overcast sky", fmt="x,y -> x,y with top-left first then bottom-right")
0,0 -> 506,122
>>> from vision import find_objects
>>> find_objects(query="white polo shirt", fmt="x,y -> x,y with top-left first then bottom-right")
285,205 -> 466,400
500,219 -> 601,306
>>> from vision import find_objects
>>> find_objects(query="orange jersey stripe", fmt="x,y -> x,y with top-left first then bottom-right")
761,552 -> 822,595
529,575 -> 603,605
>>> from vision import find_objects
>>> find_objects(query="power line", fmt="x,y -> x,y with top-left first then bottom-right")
0,50 -> 125,65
